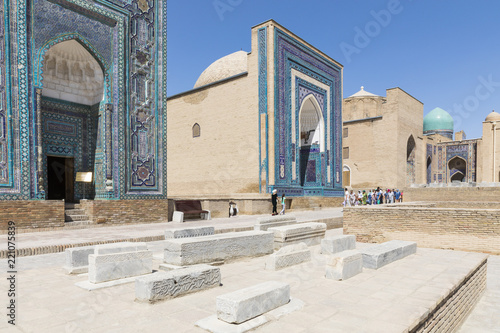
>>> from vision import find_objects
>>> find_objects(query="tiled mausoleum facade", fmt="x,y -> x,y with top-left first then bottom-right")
0,0 -> 167,226
167,20 -> 344,197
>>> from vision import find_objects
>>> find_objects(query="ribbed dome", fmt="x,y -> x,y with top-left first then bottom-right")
194,51 -> 248,88
348,86 -> 379,98
485,110 -> 500,122
423,107 -> 454,132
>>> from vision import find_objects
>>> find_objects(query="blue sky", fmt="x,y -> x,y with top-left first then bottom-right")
167,0 -> 500,139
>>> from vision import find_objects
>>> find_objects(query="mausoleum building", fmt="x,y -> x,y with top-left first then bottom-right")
167,20 -> 344,198
342,87 -> 500,188
0,0 -> 167,228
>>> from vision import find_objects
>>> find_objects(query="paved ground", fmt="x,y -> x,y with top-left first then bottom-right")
458,254 -> 500,333
0,208 -> 498,332
0,208 -> 342,250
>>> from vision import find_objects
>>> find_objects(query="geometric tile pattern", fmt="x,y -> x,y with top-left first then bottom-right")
0,0 -> 167,200
0,2 -> 10,187
41,97 -> 97,200
258,27 -> 268,192
268,27 -> 342,197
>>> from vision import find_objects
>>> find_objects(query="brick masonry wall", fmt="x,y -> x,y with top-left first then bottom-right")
403,187 -> 500,202
0,200 -> 65,230
84,199 -> 174,225
344,206 -> 500,254
436,201 -> 500,209
290,197 -> 343,209
413,258 -> 487,333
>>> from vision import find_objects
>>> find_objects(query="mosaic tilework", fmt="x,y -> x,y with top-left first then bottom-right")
426,144 -> 433,159
1,0 -> 167,201
128,2 -> 158,191
406,136 -> 416,186
294,79 -> 327,187
41,97 -> 98,200
33,0 -> 113,66
270,27 -> 342,197
438,146 -> 443,170
17,0 -> 30,200
443,142 -> 477,183
426,144 -> 433,184
258,27 -> 268,192
0,1 -> 10,186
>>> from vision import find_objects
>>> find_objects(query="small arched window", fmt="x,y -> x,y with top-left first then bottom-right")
192,123 -> 200,138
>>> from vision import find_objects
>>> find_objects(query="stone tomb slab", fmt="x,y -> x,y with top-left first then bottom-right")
360,240 -> 417,269
254,215 -> 297,231
88,250 -> 153,283
135,264 -> 220,303
325,249 -> 363,281
268,222 -> 326,249
94,242 -> 148,255
196,298 -> 304,333
64,242 -> 148,274
216,281 -> 290,324
321,235 -> 356,255
165,226 -> 215,239
265,243 -> 311,271
164,230 -> 274,266
64,245 -> 95,274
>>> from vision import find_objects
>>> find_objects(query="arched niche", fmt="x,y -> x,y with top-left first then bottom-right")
448,156 -> 467,182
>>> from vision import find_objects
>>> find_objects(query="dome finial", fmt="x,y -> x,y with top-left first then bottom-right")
485,110 -> 500,122
361,86 -> 364,90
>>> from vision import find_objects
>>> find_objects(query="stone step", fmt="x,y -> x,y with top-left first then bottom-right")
65,215 -> 89,222
65,220 -> 93,226
66,208 -> 85,215
65,202 -> 81,209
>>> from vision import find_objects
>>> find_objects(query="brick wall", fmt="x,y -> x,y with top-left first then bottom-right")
344,205 -> 500,254
82,199 -> 174,225
436,201 -> 500,209
0,200 -> 65,230
413,258 -> 487,333
403,187 -> 500,202
290,197 -> 343,209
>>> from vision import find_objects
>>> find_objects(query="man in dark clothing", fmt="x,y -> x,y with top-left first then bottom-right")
271,189 -> 278,215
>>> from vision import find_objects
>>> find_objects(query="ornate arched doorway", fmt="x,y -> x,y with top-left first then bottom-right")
448,156 -> 467,182
38,39 -> 106,201
298,96 -> 325,187
426,156 -> 432,184
406,135 -> 416,186
342,165 -> 351,187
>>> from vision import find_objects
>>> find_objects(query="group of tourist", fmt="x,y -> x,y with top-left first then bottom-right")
343,187 -> 403,206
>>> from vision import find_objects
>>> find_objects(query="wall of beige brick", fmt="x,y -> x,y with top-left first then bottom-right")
0,200 -> 65,230
167,69 -> 259,196
81,199 -> 173,225
172,196 -> 344,218
342,88 -> 425,189
403,187 -> 500,202
344,205 -> 500,254
414,258 -> 486,333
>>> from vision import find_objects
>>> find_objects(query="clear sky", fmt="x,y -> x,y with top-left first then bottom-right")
167,0 -> 500,139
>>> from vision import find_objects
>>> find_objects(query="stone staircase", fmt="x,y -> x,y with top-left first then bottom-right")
65,202 -> 92,226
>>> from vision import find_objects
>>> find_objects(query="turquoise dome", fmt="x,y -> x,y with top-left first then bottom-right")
423,107 -> 454,132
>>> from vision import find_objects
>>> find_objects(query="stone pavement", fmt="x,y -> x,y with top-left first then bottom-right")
0,227 -> 498,332
0,208 -> 342,257
458,254 -> 500,333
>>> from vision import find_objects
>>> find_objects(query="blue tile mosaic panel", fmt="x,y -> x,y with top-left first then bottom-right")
0,0 -> 167,200
267,26 -> 342,196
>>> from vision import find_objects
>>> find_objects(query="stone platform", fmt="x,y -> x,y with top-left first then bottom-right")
1,228 -> 493,333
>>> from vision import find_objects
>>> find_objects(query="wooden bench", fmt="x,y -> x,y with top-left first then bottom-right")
173,200 -> 211,222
